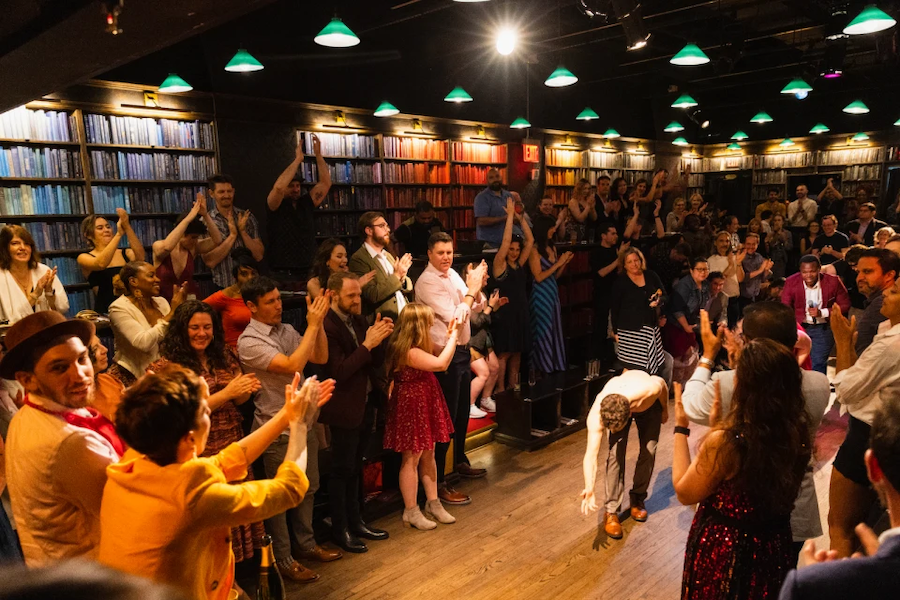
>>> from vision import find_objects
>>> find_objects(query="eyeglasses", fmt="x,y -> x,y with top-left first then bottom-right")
372,222 -> 390,230
693,267 -> 710,272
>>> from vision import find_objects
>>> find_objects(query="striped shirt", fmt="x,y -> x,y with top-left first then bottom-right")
208,207 -> 260,288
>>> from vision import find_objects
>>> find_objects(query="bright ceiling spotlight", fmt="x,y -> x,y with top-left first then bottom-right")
611,0 -> 651,51
496,28 -> 517,55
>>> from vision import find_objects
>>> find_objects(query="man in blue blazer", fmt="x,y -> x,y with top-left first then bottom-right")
779,395 -> 900,599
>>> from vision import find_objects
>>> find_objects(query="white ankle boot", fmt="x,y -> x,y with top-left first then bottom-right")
423,499 -> 456,524
402,506 -> 436,530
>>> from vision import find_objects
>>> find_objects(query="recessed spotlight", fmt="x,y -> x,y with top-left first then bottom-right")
496,28 -> 516,55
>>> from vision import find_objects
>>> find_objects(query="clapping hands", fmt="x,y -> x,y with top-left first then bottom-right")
284,374 -> 335,427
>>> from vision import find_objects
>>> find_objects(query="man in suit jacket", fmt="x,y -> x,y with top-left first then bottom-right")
320,271 -> 393,554
348,211 -> 413,322
778,393 -> 900,600
846,202 -> 888,247
781,254 -> 851,373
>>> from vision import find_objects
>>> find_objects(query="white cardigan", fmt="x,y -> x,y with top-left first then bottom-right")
0,264 -> 70,323
108,294 -> 170,378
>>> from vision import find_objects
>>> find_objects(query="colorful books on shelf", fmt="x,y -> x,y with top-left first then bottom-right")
129,218 -> 174,247
315,213 -> 358,237
0,107 -> 77,142
382,162 -> 449,184
623,171 -> 652,185
701,156 -> 754,171
386,210 -> 414,229
6,221 -> 82,251
753,171 -> 786,184
817,147 -> 884,166
452,165 -> 504,185
382,137 -> 447,160
451,188 -> 478,207
320,187 -> 382,210
84,114 -> 215,149
386,187 -> 449,208
0,146 -> 83,178
89,150 -> 215,181
453,210 -> 475,228
297,131 -> 377,158
754,152 -> 813,169
0,184 -> 87,215
299,161 -> 382,184
67,290 -> 93,316
44,257 -> 86,285
547,188 -> 573,204
546,149 -> 582,168
546,169 -> 579,186
450,142 -> 507,163
843,164 -> 882,181
91,185 -> 203,214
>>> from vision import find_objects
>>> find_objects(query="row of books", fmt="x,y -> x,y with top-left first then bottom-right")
583,170 -> 622,185
887,146 -> 900,162
382,136 -> 447,160
0,184 -> 87,216
319,187 -> 382,210
453,211 -> 475,228
382,163 -> 449,184
89,151 -> 216,181
67,290 -> 94,316
452,165 -> 505,185
843,164 -> 882,180
546,149 -> 582,168
547,169 -> 580,186
315,213 -> 358,237
547,188 -> 573,204
384,187 -> 449,208
624,155 -> 655,170
450,142 -> 507,163
623,170 -> 654,185
0,146 -> 84,179
818,147 -> 885,165
686,174 -> 706,187
754,152 -> 814,169
0,107 -> 77,142
11,221 -> 82,251
451,188 -> 478,207
587,151 -> 625,169
702,156 -> 754,171
297,132 -> 377,158
90,185 -> 203,214
128,219 -> 175,247
84,114 -> 215,149
44,257 -> 86,285
753,171 -> 787,184
297,161 -> 381,185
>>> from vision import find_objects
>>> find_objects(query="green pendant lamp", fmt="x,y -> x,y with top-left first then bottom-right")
894,117 -> 900,126
664,121 -> 685,132
671,94 -> 698,108
672,137 -> 689,146
510,117 -> 531,129
576,107 -> 600,121
843,100 -> 870,114
852,132 -> 870,141
809,123 -> 830,134
314,17 -> 361,48
780,77 -> 813,94
158,73 -> 192,93
224,49 -> 264,72
750,111 -> 773,123
731,130 -> 749,140
544,66 -> 578,87
670,43 -> 710,66
374,101 -> 399,117
779,138 -> 795,147
727,142 -> 741,151
444,87 -> 473,103
603,128 -> 621,138
844,5 -> 897,35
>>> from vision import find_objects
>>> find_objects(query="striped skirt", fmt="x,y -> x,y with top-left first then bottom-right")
616,325 -> 665,375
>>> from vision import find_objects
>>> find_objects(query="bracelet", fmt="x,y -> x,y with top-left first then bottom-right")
674,426 -> 691,437
465,294 -> 475,300
698,357 -> 715,369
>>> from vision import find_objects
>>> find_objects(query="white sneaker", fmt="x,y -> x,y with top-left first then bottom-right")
480,397 -> 496,413
469,404 -> 488,419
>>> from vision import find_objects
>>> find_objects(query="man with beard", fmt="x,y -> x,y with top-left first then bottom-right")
2,312 -> 124,565
474,168 -> 520,246
853,248 -> 900,355
348,212 -> 413,323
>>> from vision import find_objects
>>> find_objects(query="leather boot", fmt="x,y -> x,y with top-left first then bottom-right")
332,528 -> 368,554
604,512 -> 623,539
402,506 -> 436,531
423,499 -> 456,524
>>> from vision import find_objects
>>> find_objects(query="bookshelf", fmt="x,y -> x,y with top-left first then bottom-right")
544,146 -> 655,206
0,103 -> 220,314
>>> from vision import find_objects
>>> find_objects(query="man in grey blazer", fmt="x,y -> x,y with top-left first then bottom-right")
681,302 -> 831,559
348,211 -> 413,323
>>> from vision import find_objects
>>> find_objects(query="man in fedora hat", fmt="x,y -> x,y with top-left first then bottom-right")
2,312 -> 124,565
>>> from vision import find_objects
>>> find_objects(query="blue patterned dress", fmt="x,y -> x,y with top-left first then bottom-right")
530,255 -> 567,373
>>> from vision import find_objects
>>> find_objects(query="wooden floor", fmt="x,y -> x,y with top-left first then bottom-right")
285,399 -> 844,600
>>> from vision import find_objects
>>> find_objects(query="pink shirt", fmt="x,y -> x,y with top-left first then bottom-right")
414,263 -> 485,351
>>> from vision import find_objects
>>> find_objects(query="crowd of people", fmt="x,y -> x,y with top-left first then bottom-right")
1,140 -> 900,599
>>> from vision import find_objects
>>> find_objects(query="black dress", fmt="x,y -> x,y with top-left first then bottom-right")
87,248 -> 125,314
491,262 -> 530,354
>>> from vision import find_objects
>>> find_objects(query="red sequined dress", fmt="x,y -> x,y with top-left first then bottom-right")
383,366 -> 453,453
682,478 -> 793,600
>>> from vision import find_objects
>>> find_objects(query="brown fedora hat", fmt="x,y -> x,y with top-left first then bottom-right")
0,312 -> 95,379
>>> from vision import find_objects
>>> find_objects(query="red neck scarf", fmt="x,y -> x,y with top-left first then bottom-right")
24,395 -> 125,456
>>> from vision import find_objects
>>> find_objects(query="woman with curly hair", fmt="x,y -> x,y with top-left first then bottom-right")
147,300 -> 263,564
306,238 -> 375,299
673,338 -> 813,599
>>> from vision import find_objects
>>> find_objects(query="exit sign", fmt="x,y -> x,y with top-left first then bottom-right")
523,143 -> 540,163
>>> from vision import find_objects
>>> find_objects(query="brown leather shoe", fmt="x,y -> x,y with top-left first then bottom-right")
456,463 -> 487,479
630,505 -> 648,522
296,545 -> 343,563
604,512 -> 623,539
275,560 -> 319,583
438,485 -> 472,505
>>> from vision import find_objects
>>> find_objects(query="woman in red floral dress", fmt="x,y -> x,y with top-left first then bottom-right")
148,300 -> 262,562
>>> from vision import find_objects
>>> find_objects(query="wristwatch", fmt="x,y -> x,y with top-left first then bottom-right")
698,357 -> 715,369
674,426 -> 691,436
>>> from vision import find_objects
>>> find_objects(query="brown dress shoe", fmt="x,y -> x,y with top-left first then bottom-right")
456,463 -> 487,479
275,560 -> 319,583
297,545 -> 343,563
630,505 -> 648,522
604,512 -> 623,539
438,485 -> 472,505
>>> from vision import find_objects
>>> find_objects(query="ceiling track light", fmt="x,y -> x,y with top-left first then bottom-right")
611,0 -> 651,51
101,0 -> 124,35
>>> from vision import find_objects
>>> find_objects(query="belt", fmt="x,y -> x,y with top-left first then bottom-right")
800,321 -> 828,328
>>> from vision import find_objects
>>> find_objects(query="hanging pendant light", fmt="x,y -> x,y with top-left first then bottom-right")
843,100 -> 870,114
444,87 -> 473,103
664,121 -> 685,132
809,123 -> 830,134
224,49 -> 264,72
727,142 -> 741,151
374,101 -> 399,117
544,66 -> 578,87
314,17 -> 361,48
576,107 -> 600,121
158,73 -> 192,93
510,117 -> 531,129
780,77 -> 813,94
603,128 -> 621,138
670,43 -> 710,66
671,94 -> 698,108
852,132 -> 870,141
731,130 -> 749,140
672,137 -> 689,146
750,111 -> 773,123
844,5 -> 896,35
779,138 -> 795,147
894,118 -> 900,126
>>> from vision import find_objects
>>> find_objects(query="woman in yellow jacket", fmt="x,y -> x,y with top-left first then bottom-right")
98,365 -> 334,600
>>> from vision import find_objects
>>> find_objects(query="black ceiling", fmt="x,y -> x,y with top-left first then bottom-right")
30,0 -> 900,142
